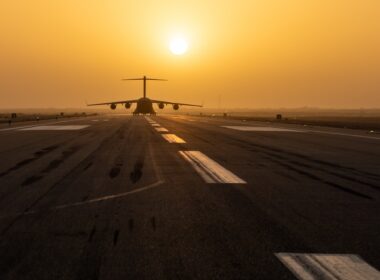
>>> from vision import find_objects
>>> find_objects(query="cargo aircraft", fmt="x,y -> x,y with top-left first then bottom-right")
87,76 -> 202,115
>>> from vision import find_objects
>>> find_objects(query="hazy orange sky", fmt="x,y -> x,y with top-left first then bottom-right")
1,1 -> 379,108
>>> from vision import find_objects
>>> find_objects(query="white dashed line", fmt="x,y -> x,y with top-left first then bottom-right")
151,123 -> 161,127
276,253 -> 380,280
161,134 -> 186,143
20,125 -> 90,131
155,127 -> 168,132
222,126 -> 301,132
147,119 -> 157,124
179,151 -> 246,184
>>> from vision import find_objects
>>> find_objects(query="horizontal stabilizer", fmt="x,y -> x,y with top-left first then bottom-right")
122,77 -> 167,81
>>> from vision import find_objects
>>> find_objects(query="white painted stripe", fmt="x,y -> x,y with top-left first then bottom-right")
179,151 -> 216,183
223,125 -> 380,140
161,134 -> 186,143
222,126 -> 301,132
0,180 -> 164,219
276,253 -> 380,280
151,123 -> 161,127
179,151 -> 246,184
155,127 -> 168,132
0,119 -> 83,132
310,130 -> 380,140
20,125 -> 89,131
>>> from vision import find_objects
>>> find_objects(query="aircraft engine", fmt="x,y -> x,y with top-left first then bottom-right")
125,102 -> 131,109
158,102 -> 165,109
173,104 -> 179,110
110,103 -> 117,110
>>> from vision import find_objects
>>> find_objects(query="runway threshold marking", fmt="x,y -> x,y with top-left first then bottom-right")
222,126 -> 301,132
179,151 -> 246,184
276,253 -> 380,280
161,134 -> 186,143
19,125 -> 90,131
155,127 -> 168,132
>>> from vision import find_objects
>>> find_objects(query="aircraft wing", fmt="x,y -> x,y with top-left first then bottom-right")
87,99 -> 138,106
150,99 -> 203,107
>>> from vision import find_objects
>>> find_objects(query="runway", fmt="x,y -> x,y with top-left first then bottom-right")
0,114 -> 379,279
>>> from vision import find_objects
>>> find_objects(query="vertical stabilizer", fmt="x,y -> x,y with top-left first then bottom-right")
121,76 -> 168,98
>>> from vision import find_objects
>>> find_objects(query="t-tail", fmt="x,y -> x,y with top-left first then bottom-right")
121,76 -> 167,98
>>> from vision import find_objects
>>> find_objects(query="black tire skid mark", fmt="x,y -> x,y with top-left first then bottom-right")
0,120 -> 132,236
179,123 -> 380,196
0,121 -> 132,278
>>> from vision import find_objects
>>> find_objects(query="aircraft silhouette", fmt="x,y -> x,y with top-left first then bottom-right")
87,76 -> 202,115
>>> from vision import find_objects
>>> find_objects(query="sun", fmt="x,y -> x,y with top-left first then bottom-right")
169,36 -> 188,55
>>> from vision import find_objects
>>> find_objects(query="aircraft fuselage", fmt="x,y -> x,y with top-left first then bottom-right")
134,98 -> 155,115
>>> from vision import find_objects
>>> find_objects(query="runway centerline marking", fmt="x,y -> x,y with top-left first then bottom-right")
222,126 -> 302,132
276,253 -> 380,280
155,127 -> 168,132
151,123 -> 161,127
179,151 -> 246,184
20,125 -> 90,131
161,134 -> 186,143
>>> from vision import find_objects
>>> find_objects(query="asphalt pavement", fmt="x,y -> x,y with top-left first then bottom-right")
0,114 -> 379,279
